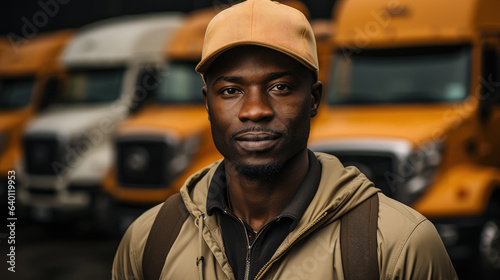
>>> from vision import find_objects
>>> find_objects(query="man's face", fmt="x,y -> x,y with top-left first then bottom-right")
202,46 -> 321,180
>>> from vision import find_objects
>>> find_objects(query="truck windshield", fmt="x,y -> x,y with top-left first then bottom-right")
155,61 -> 205,104
58,68 -> 125,103
328,45 -> 471,105
0,78 -> 35,109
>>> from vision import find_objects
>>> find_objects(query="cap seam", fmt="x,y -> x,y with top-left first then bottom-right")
301,13 -> 309,61
250,0 -> 256,40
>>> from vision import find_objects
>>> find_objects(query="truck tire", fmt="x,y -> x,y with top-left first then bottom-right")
479,201 -> 500,279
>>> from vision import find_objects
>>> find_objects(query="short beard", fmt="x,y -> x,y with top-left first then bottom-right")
231,160 -> 285,182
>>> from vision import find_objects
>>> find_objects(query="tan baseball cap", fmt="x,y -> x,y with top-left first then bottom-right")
195,0 -> 318,78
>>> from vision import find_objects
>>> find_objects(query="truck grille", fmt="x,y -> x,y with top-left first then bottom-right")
325,152 -> 397,198
24,135 -> 60,176
116,137 -> 175,188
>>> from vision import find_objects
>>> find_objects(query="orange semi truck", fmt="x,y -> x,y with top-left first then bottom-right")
0,30 -> 74,202
309,0 -> 500,277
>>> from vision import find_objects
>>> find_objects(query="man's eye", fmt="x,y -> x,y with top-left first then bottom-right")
270,84 -> 289,92
221,88 -> 239,95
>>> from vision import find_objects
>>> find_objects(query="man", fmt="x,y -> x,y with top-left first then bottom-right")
112,0 -> 458,279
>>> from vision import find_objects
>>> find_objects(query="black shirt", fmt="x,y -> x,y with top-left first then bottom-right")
206,150 -> 322,280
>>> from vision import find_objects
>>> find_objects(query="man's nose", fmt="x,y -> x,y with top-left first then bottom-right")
238,88 -> 274,122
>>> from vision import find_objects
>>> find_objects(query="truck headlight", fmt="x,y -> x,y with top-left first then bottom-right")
397,141 -> 443,205
169,136 -> 201,175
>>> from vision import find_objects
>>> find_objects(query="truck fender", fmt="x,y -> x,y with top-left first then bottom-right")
413,163 -> 500,218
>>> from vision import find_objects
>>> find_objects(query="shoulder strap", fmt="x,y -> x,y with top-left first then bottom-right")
143,193 -> 189,280
340,193 -> 379,280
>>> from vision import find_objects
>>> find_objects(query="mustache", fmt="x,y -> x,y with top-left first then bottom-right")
231,127 -> 285,139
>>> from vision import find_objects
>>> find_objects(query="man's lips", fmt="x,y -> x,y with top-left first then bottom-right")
233,131 -> 283,152
234,131 -> 281,141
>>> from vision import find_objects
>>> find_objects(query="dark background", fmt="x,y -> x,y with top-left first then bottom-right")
0,0 -> 338,38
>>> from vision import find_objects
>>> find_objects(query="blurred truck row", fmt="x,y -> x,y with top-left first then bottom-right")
0,0 -> 499,278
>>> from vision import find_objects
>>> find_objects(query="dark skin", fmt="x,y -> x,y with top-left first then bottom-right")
202,46 -> 322,231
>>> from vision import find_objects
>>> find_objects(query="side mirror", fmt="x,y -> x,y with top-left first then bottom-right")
129,65 -> 162,114
479,48 -> 500,123
479,96 -> 492,123
38,77 -> 59,111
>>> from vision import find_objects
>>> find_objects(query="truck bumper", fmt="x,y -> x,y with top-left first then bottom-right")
19,182 -> 99,222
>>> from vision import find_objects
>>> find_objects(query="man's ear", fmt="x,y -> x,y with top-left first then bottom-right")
202,86 -> 210,121
310,81 -> 322,118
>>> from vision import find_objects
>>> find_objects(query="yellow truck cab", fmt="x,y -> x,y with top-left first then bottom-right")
18,14 -> 183,223
0,30 -> 73,201
100,8 -> 222,232
309,0 -> 500,276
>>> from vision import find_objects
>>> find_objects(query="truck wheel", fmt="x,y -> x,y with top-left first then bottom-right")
479,202 -> 500,279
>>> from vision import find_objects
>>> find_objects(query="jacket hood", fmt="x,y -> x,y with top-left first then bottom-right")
179,152 -> 380,266
294,153 -> 380,229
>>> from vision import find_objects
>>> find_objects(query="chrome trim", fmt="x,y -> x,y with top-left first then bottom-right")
309,138 -> 413,161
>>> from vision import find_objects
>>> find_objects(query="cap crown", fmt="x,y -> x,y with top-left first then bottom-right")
195,0 -> 318,76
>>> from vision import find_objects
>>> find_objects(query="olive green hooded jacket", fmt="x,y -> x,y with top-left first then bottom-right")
112,152 -> 458,280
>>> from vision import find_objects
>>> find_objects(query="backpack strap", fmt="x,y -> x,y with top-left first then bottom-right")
143,193 -> 189,280
340,193 -> 380,280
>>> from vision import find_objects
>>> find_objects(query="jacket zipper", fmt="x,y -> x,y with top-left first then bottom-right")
243,219 -> 273,280
225,210 -> 272,280
244,242 -> 251,280
254,211 -> 330,280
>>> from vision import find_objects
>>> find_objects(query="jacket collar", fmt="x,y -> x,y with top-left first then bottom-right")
205,150 -> 322,231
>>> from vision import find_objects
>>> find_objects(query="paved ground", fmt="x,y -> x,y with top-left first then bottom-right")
0,219 -> 121,280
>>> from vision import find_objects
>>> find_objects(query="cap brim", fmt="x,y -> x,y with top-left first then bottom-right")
195,40 -> 318,76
